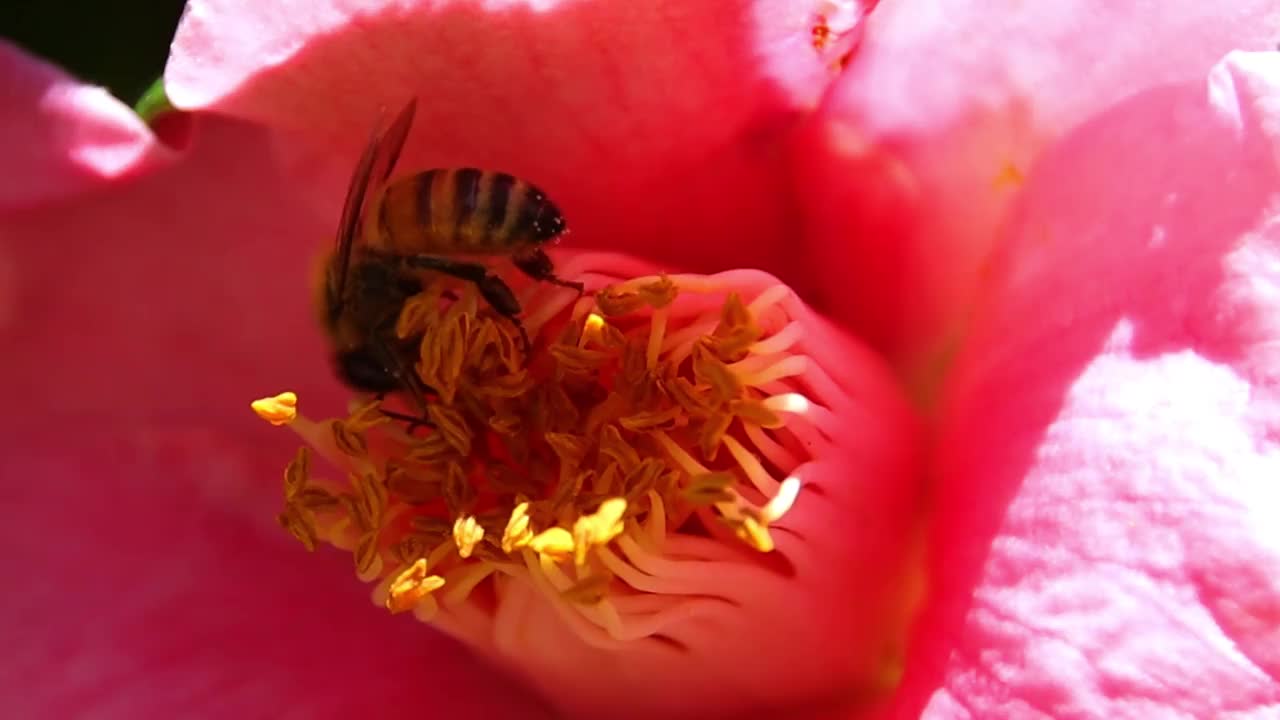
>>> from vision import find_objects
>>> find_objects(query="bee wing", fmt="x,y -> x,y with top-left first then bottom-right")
331,98 -> 419,306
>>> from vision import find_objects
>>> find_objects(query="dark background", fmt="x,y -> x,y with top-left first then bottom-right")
2,1 -> 190,105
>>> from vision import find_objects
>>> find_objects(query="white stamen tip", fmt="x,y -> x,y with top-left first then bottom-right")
762,476 -> 802,522
766,393 -> 811,415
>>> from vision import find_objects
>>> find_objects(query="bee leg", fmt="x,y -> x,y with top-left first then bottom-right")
403,255 -> 532,355
370,338 -> 435,431
513,247 -> 586,295
378,406 -> 436,432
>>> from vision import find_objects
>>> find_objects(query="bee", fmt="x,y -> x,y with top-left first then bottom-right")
319,98 -> 582,419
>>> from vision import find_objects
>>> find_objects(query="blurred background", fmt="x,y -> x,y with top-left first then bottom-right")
2,0 -> 189,104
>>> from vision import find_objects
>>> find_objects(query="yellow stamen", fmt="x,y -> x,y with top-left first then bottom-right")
282,446 -> 310,499
762,476 -> 802,523
354,530 -> 382,577
580,312 -> 606,348
502,502 -> 534,552
453,515 -> 484,559
722,434 -> 780,496
256,271 -> 833,648
529,527 -> 575,561
427,403 -> 472,456
684,472 -> 736,506
562,573 -> 613,605
730,398 -> 784,428
733,513 -> 775,553
572,497 -> 627,567
330,420 -> 367,458
344,397 -> 391,432
646,304 -> 669,370
385,558 -> 446,614
637,275 -> 676,308
277,503 -> 317,551
251,391 -> 298,426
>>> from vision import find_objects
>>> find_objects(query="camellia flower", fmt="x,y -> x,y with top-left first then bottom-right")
4,1 -> 1278,719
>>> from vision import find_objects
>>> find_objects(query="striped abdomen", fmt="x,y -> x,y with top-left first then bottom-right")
367,168 -> 567,255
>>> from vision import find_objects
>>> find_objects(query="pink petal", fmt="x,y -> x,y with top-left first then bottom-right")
163,0 -> 837,280
3,48 -> 551,715
1,113 -> 343,420
796,0 -> 1278,372
895,52 -> 1280,718
0,41 -> 172,212
3,425 -> 553,718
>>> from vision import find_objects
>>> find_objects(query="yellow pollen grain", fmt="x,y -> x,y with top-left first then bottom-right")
385,558 -> 447,614
251,391 -> 298,426
734,514 -> 775,553
572,497 -> 627,567
502,502 -> 535,552
453,515 -> 484,559
580,312 -> 605,348
529,526 -> 575,561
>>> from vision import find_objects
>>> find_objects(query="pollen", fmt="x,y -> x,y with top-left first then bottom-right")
501,501 -> 534,552
385,558 -> 446,614
529,526 -> 575,560
452,514 -> 484,559
250,258 -> 915,717
251,391 -> 298,425
572,497 -> 627,567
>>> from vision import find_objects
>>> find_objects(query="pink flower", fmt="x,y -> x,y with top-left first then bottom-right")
4,1 -> 1277,719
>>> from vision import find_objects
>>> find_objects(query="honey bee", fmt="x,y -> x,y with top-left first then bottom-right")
319,98 -> 582,418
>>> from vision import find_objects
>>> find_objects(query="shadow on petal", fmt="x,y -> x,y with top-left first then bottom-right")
166,0 -> 835,288
1,425 -> 556,719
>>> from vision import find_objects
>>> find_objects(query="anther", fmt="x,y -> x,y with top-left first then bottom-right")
251,391 -> 298,425
385,558 -> 446,614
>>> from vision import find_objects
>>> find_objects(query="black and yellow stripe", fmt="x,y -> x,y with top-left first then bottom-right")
371,168 -> 561,255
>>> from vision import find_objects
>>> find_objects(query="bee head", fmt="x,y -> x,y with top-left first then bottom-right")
531,200 -> 568,242
333,346 -> 400,393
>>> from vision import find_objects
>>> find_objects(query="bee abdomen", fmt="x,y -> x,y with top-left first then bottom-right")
378,168 -> 566,254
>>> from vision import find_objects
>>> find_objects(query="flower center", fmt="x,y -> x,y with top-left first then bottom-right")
255,264 -> 818,628
250,253 -> 921,718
